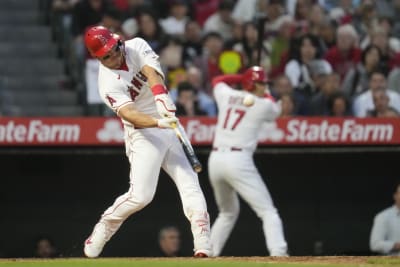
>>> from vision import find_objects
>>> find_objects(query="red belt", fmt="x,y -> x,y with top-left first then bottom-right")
212,147 -> 242,151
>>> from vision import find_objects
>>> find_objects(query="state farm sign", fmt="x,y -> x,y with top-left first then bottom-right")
0,117 -> 399,146
178,117 -> 400,145
284,119 -> 393,143
0,119 -> 80,143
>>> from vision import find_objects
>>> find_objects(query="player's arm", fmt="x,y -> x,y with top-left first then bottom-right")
118,104 -> 176,129
141,64 -> 176,117
211,74 -> 243,88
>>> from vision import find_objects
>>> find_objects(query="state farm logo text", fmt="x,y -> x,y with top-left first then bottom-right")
0,120 -> 80,143
286,119 -> 393,142
183,119 -> 394,143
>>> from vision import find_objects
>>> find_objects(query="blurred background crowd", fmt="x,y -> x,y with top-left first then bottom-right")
2,0 -> 400,118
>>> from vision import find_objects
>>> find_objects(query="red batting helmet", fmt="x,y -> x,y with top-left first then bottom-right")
241,66 -> 268,91
84,26 -> 119,57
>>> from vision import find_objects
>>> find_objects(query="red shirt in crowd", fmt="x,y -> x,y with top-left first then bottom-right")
324,46 -> 361,80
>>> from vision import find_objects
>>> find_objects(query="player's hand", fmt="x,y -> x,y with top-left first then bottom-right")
157,116 -> 178,129
154,93 -> 176,118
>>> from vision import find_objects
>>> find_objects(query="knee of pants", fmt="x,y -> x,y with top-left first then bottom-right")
257,208 -> 279,221
127,194 -> 154,210
219,207 -> 240,222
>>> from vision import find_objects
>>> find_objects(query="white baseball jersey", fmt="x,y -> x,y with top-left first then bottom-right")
212,82 -> 281,152
85,37 -> 212,257
208,81 -> 287,256
98,38 -> 164,125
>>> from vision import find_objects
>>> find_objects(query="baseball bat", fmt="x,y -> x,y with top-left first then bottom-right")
172,122 -> 202,173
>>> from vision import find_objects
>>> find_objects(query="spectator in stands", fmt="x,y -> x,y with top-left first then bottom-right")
160,0 -> 189,37
327,0 -> 355,24
341,45 -> 385,97
193,32 -> 225,93
308,59 -> 333,94
203,0 -> 236,41
156,226 -> 182,257
231,0 -> 257,23
360,17 -> 400,54
271,74 -> 309,115
159,36 -> 184,71
308,4 -> 326,36
388,0 -> 400,38
316,18 -> 337,54
232,21 -> 270,71
328,91 -> 352,117
366,88 -> 400,117
182,20 -> 203,67
136,10 -> 168,53
388,66 -> 400,94
324,24 -> 361,80
309,72 -> 341,116
184,66 -> 217,116
175,81 -> 207,117
269,15 -> 294,73
34,236 -> 58,258
353,70 -> 400,117
369,26 -> 400,70
114,0 -> 149,21
352,0 -> 378,42
279,93 -> 296,117
192,0 -> 219,27
370,182 -> 400,256
285,33 -> 331,97
291,0 -> 312,36
263,0 -> 286,38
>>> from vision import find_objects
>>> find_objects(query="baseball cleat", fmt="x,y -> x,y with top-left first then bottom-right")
84,223 -> 109,258
194,249 -> 212,257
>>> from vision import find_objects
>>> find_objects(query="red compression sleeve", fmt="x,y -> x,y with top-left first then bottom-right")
212,74 -> 243,88
151,84 -> 168,96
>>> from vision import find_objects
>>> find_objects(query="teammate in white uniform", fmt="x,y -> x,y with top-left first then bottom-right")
82,26 -> 212,258
208,66 -> 288,256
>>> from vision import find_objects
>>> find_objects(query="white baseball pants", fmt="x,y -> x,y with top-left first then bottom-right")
208,150 -> 287,256
93,127 -> 211,253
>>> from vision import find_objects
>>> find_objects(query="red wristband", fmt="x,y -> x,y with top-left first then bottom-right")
151,84 -> 168,96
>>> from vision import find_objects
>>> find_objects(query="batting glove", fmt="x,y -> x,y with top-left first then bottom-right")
151,84 -> 176,117
157,116 -> 178,129
154,93 -> 176,118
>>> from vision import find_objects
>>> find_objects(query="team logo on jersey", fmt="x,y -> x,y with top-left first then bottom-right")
97,119 -> 124,142
106,95 -> 117,107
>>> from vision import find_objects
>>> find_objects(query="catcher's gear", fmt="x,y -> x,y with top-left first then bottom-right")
241,66 -> 268,91
84,26 -> 120,57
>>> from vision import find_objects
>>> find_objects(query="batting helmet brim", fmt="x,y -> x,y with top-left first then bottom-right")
93,36 -> 119,58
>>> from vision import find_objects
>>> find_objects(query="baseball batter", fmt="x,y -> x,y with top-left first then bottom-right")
208,66 -> 288,256
83,26 -> 212,258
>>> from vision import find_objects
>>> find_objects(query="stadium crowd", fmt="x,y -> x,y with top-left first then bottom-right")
48,0 -> 400,117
